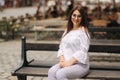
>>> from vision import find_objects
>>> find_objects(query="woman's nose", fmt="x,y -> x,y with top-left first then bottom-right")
75,17 -> 79,20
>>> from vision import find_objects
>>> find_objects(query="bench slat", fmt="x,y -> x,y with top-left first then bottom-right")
89,44 -> 120,53
26,41 -> 120,53
14,67 -> 120,79
26,43 -> 58,51
28,60 -> 57,67
28,61 -> 120,70
15,67 -> 48,76
87,70 -> 120,79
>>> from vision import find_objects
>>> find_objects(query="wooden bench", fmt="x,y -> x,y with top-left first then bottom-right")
89,27 -> 120,36
11,36 -> 120,80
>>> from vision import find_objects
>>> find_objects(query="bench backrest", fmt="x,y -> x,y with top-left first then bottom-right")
22,36 -> 120,53
21,36 -> 120,67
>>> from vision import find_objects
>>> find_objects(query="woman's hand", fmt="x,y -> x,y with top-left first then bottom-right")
59,56 -> 78,68
63,58 -> 77,67
62,61 -> 73,67
59,61 -> 72,68
59,61 -> 64,68
59,55 -> 65,68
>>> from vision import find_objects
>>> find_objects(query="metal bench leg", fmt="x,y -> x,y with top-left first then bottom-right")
17,75 -> 27,80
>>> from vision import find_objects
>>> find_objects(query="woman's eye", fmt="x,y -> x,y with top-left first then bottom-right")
72,14 -> 81,18
73,14 -> 76,17
78,15 -> 81,18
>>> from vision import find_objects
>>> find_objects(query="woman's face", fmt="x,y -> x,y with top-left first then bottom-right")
71,10 -> 82,26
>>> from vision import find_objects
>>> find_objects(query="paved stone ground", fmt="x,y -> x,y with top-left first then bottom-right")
0,39 -> 21,80
0,39 -> 53,80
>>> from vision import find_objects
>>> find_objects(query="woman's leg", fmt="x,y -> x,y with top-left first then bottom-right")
48,64 -> 61,80
56,63 -> 89,80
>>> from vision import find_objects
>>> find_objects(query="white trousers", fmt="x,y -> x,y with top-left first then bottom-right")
48,63 -> 89,80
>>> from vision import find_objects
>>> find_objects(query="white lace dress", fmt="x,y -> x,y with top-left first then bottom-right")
57,28 -> 90,65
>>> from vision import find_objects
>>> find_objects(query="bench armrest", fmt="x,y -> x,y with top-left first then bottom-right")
11,52 -> 34,76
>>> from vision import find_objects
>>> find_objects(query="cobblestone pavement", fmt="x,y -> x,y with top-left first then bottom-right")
0,39 -> 53,80
0,39 -> 22,80
0,39 -> 120,80
0,40 -> 50,80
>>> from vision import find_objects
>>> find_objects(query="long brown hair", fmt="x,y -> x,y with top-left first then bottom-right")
66,6 -> 89,34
